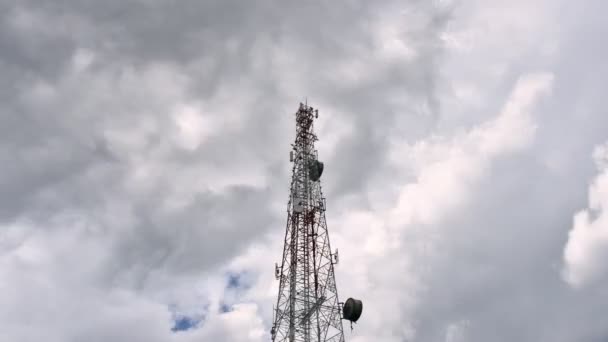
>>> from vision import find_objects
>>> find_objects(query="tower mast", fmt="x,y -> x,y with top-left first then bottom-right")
271,103 -> 362,342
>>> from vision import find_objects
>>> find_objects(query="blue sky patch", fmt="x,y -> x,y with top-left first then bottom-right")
220,302 -> 233,313
169,305 -> 207,333
227,273 -> 241,289
171,316 -> 201,332
225,270 -> 254,291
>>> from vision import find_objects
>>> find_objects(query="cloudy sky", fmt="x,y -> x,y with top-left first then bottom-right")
1,0 -> 608,341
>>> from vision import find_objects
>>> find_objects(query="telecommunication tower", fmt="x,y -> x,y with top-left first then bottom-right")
271,103 -> 363,342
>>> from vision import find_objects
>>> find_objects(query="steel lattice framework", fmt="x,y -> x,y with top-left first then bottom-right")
271,103 -> 345,342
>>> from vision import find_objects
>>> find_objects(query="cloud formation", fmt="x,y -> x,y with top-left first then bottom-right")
328,71 -> 553,342
563,142 -> 608,288
1,0 -> 608,341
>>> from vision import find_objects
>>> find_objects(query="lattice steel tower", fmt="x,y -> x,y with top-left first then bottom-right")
271,103 -> 362,342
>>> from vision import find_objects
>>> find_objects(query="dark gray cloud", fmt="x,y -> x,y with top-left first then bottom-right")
1,0 -> 608,341
0,0 -> 451,340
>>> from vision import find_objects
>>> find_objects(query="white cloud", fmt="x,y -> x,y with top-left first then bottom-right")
332,72 -> 552,340
387,72 -> 553,229
562,141 -> 608,288
445,320 -> 469,342
1,0 -> 607,341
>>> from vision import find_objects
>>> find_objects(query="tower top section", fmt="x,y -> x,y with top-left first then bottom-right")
291,103 -> 324,183
295,102 -> 319,144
